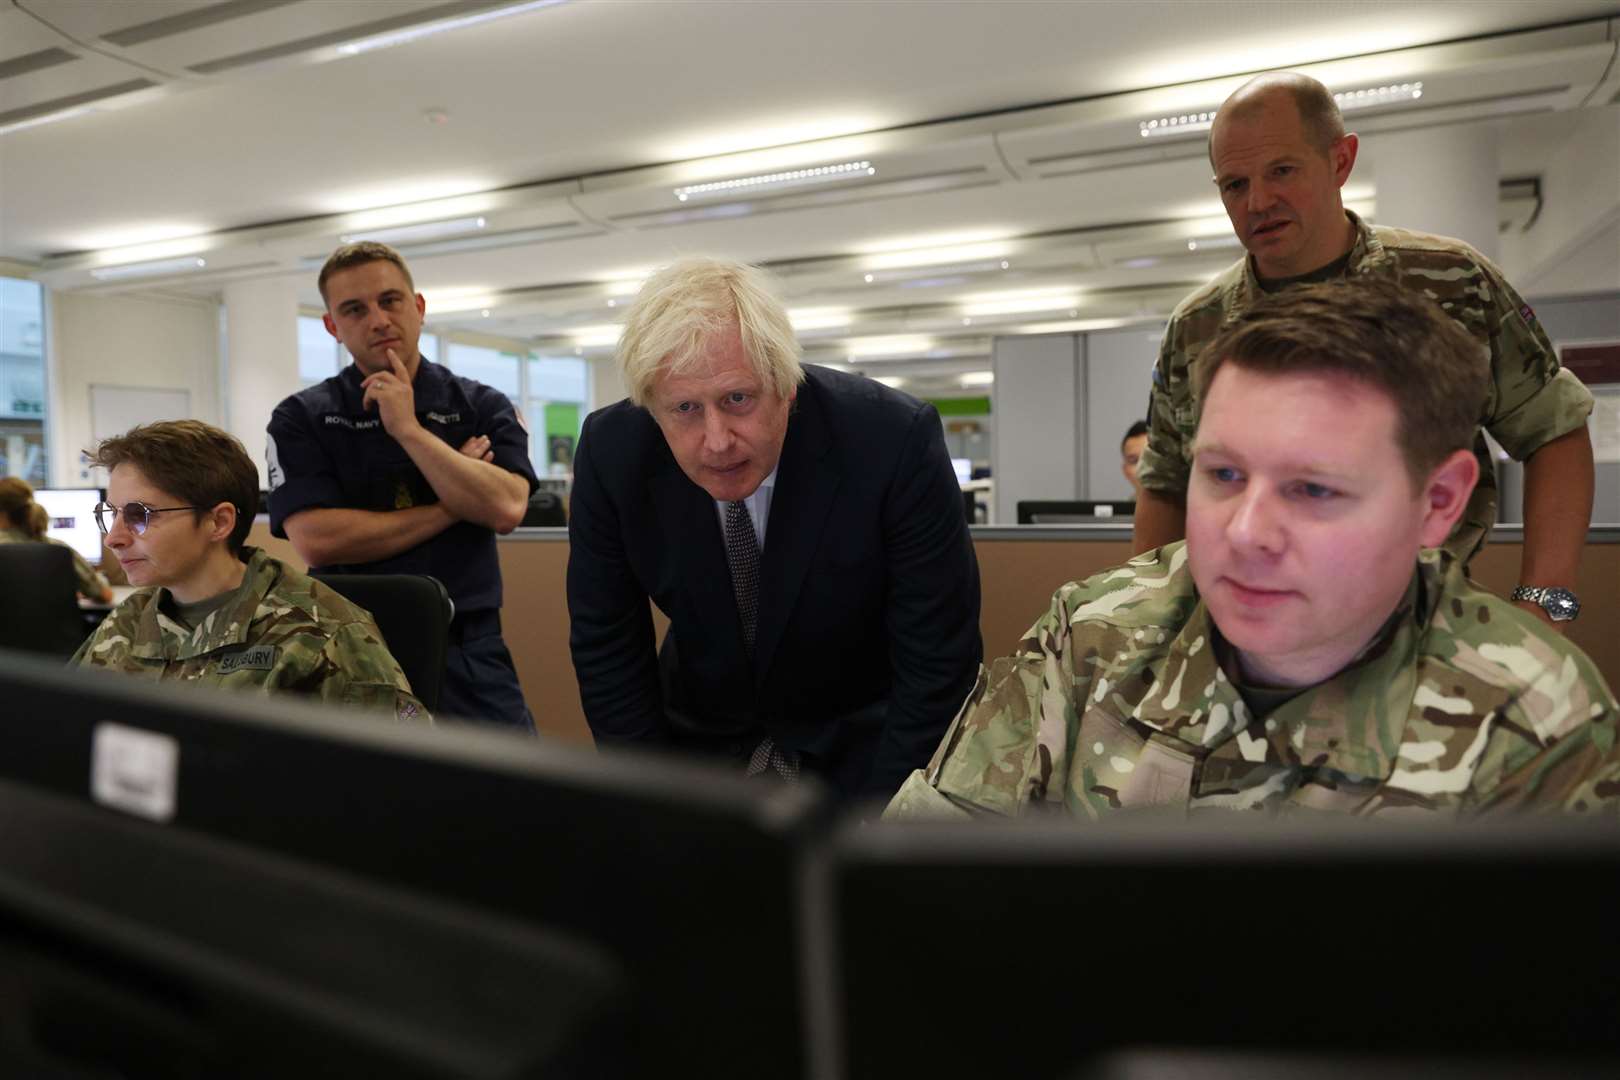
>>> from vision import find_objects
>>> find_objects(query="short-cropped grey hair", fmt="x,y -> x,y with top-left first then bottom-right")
617,256 -> 804,407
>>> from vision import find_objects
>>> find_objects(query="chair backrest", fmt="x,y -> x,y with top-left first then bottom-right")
521,490 -> 566,527
308,573 -> 452,712
0,542 -> 89,659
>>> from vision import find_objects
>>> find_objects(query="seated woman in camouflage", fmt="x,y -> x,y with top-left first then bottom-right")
889,283 -> 1617,820
73,420 -> 427,723
0,477 -> 114,604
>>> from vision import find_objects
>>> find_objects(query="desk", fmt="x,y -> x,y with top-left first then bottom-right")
245,521 -> 1620,745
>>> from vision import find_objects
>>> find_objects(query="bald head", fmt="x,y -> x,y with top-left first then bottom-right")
1211,72 -> 1345,166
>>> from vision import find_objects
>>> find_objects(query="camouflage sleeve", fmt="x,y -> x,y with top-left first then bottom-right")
307,623 -> 433,724
1134,321 -> 1192,496
1464,642 -> 1619,814
883,590 -> 1086,820
1477,262 -> 1594,460
69,550 -> 110,600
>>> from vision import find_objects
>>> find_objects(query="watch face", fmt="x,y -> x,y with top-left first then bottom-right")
1545,588 -> 1580,622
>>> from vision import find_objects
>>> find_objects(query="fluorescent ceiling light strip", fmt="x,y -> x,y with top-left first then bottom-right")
90,257 -> 207,281
337,0 -> 571,56
959,371 -> 995,387
960,295 -> 1079,318
1139,80 -> 1423,138
341,216 -> 487,245
674,161 -> 874,202
847,336 -> 935,360
788,308 -> 852,331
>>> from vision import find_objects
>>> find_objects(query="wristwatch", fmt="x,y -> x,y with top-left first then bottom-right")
1510,586 -> 1581,622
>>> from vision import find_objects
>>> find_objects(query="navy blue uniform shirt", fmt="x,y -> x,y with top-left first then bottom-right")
266,359 -> 538,614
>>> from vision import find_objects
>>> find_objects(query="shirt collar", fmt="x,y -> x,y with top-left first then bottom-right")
1132,556 -> 1434,784
130,547 -> 275,660
1237,209 -> 1377,306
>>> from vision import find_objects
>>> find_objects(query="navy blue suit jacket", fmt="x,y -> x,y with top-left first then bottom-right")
566,365 -> 982,799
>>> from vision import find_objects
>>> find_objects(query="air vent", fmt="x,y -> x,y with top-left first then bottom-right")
101,0 -> 299,47
0,79 -> 155,128
188,0 -> 500,74
0,47 -> 78,81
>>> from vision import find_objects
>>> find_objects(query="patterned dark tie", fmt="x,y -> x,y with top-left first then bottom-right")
724,500 -> 760,654
725,500 -> 800,783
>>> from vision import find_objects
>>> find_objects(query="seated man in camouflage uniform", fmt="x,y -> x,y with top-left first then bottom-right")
889,283 -> 1617,820
73,420 -> 427,723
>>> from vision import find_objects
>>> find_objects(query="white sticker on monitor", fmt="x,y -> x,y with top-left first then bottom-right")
91,723 -> 178,822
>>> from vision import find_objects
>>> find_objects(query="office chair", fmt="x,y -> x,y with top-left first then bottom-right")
521,489 -> 567,527
308,573 -> 452,713
0,542 -> 90,659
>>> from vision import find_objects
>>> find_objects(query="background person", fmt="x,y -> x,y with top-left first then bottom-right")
1132,71 -> 1594,632
75,420 -> 426,722
266,242 -> 537,730
1120,420 -> 1148,498
891,282 -> 1616,820
0,476 -> 113,604
567,256 -> 982,800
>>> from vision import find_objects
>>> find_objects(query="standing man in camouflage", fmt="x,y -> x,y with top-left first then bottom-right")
74,420 -> 427,722
890,283 -> 1617,820
1133,72 -> 1594,631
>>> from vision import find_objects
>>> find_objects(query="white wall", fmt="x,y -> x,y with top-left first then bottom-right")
992,334 -> 1079,523
590,354 -> 626,412
48,290 -> 220,487
1084,326 -> 1161,500
1500,104 -> 1620,295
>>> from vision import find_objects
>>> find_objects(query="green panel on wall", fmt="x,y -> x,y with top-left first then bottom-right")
928,396 -> 991,416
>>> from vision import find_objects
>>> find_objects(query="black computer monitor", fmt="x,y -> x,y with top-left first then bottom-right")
0,651 -> 829,1078
817,816 -> 1620,1079
1017,499 -> 1136,524
32,487 -> 103,565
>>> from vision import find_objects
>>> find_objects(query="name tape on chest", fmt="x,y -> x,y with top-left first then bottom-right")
322,411 -> 463,431
216,645 -> 277,674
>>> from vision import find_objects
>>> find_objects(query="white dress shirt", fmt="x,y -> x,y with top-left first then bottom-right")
713,464 -> 777,550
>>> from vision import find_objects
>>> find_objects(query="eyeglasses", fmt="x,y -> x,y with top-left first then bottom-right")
93,501 -> 201,536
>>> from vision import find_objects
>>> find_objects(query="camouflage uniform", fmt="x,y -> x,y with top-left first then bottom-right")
886,542 -> 1619,820
73,546 -> 428,723
1137,212 -> 1594,560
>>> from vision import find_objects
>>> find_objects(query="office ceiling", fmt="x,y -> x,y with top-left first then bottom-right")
2,0 -> 1618,396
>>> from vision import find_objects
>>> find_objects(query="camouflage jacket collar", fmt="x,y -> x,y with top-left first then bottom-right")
1130,544 -> 1440,784
129,547 -> 278,661
1235,210 -> 1382,307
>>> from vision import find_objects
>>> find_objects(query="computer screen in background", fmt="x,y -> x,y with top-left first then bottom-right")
33,488 -> 103,566
951,457 -> 973,484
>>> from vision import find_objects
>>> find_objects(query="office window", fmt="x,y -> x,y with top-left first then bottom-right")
297,316 -> 341,385
0,277 -> 48,484
419,333 -> 438,363
445,343 -> 521,399
526,356 -> 589,476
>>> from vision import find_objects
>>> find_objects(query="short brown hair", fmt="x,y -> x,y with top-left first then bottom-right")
1193,281 -> 1488,488
317,241 -> 415,304
88,421 -> 260,554
0,476 -> 34,530
1214,72 -> 1345,159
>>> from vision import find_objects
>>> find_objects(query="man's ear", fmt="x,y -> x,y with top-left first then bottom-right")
1417,448 -> 1479,549
1331,132 -> 1359,187
415,292 -> 427,318
323,312 -> 339,339
207,502 -> 238,545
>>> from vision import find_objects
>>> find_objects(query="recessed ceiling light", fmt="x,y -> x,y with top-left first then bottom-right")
673,160 -> 875,202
